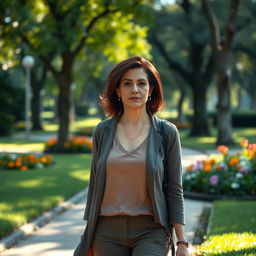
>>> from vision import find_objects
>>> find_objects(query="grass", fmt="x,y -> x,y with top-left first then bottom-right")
0,153 -> 91,238
199,200 -> 256,256
179,127 -> 256,151
0,139 -> 45,152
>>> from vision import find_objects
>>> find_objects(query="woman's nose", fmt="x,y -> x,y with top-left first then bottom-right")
131,83 -> 139,92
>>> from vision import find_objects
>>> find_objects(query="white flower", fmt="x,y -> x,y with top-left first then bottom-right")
231,183 -> 240,189
9,154 -> 17,160
236,173 -> 243,179
185,175 -> 191,181
35,163 -> 44,169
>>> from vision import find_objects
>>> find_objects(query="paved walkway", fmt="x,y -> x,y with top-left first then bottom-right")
0,147 -> 211,256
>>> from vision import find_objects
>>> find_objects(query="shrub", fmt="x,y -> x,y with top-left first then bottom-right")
75,102 -> 89,117
0,112 -> 15,136
165,118 -> 192,129
0,153 -> 54,171
183,139 -> 256,196
45,136 -> 93,153
74,127 -> 94,137
210,111 -> 256,127
0,71 -> 16,135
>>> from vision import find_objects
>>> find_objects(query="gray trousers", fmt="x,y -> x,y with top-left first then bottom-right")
92,215 -> 170,256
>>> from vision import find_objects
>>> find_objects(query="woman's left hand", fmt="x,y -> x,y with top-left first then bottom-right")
176,245 -> 189,256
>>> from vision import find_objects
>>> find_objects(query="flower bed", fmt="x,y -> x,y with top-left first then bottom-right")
45,136 -> 93,153
183,140 -> 256,197
0,153 -> 53,171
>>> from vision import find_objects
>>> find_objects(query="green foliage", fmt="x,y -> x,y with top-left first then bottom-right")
0,153 -> 91,238
44,136 -> 92,153
199,200 -> 256,256
0,112 -> 15,136
0,0 -> 151,65
0,71 -> 17,135
210,112 -> 256,128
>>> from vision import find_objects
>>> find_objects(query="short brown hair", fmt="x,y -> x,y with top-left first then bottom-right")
100,56 -> 164,118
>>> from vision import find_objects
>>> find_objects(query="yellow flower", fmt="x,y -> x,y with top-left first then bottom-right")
46,138 -> 57,146
186,165 -> 193,172
240,139 -> 249,148
40,157 -> 47,164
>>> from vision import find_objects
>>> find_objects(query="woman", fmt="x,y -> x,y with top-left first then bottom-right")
74,56 -> 189,256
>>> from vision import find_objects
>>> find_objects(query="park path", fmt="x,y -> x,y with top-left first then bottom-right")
0,147 -> 211,256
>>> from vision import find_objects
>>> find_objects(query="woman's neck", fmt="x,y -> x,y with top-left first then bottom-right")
120,108 -> 149,125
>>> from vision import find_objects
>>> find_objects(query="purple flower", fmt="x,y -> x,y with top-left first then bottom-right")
239,168 -> 251,173
218,162 -> 227,171
210,175 -> 218,185
195,161 -> 204,171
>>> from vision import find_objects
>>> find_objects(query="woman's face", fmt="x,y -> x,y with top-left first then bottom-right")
116,68 -> 152,111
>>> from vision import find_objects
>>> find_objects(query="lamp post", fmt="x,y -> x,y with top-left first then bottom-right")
22,56 -> 35,139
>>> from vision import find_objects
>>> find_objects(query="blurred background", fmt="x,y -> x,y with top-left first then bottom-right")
0,2 -> 256,254
0,0 -> 255,150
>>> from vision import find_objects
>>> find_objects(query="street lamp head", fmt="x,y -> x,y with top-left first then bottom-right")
22,55 -> 35,69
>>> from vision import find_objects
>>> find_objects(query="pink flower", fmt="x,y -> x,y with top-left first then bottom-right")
210,175 -> 218,185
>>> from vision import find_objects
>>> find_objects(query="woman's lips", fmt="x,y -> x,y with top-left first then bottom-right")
129,97 -> 140,100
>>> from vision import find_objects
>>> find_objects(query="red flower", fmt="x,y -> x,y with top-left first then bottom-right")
217,145 -> 229,156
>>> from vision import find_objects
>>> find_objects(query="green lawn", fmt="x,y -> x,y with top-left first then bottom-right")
0,139 -> 45,152
199,200 -> 256,256
179,127 -> 256,151
0,153 -> 91,238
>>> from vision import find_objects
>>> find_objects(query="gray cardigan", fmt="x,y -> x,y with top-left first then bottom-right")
74,115 -> 185,256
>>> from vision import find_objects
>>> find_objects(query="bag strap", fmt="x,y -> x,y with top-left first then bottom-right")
159,120 -> 168,192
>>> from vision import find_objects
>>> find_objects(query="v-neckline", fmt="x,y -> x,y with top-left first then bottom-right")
115,134 -> 148,154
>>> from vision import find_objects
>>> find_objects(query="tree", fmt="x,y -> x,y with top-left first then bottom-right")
0,71 -> 18,135
1,0 -> 151,150
149,1 -> 215,136
201,0 -> 240,145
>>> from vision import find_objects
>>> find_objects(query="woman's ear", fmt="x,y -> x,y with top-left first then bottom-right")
149,87 -> 153,96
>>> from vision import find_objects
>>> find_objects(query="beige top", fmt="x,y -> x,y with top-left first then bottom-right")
100,134 -> 153,216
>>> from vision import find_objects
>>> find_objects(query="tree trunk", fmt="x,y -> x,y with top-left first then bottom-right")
190,83 -> 210,136
149,35 -> 213,136
201,0 -> 239,145
177,87 -> 186,122
31,87 -> 42,130
172,72 -> 187,122
55,73 -> 72,151
237,84 -> 242,110
216,53 -> 234,145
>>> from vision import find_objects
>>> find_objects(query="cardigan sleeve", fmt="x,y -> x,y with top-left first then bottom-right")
83,124 -> 100,221
164,121 -> 185,225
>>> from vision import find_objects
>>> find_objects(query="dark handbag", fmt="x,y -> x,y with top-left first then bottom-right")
159,120 -> 167,194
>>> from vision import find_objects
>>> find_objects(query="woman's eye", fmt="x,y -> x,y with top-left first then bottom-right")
138,82 -> 146,86
123,82 -> 131,86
